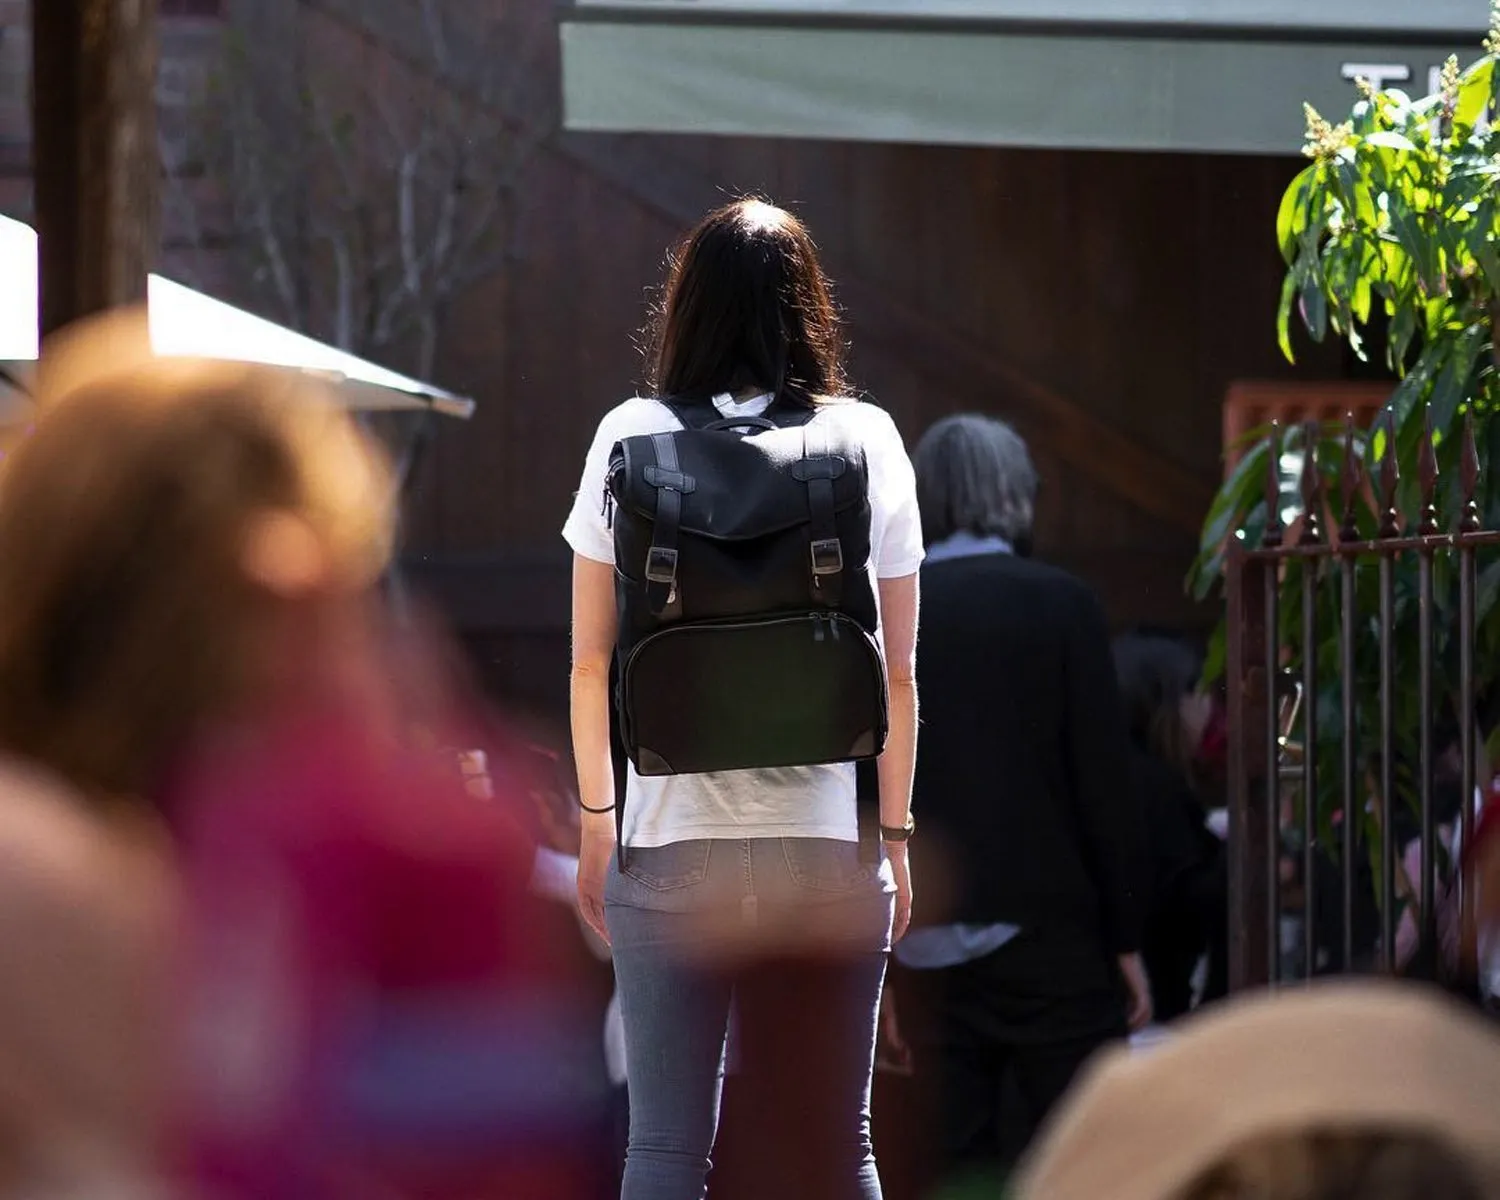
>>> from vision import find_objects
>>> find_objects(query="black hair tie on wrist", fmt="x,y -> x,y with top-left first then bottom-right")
579,801 -> 617,814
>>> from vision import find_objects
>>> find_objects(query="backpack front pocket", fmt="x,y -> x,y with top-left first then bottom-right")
620,612 -> 888,777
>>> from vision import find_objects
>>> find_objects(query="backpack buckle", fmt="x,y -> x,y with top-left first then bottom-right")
810,538 -> 844,576
646,546 -> 679,585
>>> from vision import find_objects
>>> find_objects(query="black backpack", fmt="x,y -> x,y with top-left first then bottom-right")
606,396 -> 886,848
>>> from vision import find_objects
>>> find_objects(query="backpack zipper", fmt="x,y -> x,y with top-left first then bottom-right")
625,612 -> 875,674
810,613 -> 842,643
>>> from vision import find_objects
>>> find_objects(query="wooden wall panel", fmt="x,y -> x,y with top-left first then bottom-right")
402,125 -> 1342,693
0,0 -> 1334,725
155,1 -> 1356,715
409,147 -> 676,551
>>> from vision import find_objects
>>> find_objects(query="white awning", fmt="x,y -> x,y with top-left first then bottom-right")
0,213 -> 475,424
559,0 -> 1486,154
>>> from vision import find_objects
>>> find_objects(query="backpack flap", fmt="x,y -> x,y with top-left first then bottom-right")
608,423 -> 873,635
612,424 -> 867,542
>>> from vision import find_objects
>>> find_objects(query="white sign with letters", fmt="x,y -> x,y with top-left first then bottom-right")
1340,61 -> 1448,96
577,0 -> 1488,38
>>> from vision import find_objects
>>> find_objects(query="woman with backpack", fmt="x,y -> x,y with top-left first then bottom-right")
564,198 -> 924,1200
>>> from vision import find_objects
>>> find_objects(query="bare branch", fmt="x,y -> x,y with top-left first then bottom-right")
171,0 -> 554,374
306,87 -> 364,217
417,0 -> 452,78
158,131 -> 210,289
221,76 -> 304,328
327,230 -> 357,352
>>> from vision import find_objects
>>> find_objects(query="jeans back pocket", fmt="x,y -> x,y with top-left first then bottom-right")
619,840 -> 713,892
780,838 -> 877,895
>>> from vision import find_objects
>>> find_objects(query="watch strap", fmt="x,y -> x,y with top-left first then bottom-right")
880,814 -> 915,842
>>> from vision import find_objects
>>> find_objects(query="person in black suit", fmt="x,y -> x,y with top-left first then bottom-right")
886,414 -> 1151,1187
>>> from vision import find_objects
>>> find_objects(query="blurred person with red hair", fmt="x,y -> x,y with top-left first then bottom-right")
0,334 -> 605,1199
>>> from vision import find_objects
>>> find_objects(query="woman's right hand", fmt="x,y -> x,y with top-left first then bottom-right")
577,823 -> 614,947
568,553 -> 619,949
1117,952 -> 1153,1031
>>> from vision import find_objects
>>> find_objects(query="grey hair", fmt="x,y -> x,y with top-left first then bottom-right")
911,414 -> 1038,548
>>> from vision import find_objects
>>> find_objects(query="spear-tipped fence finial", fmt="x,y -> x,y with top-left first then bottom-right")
1377,410 -> 1402,540
1299,419 -> 1325,547
1340,412 -> 1363,543
1418,407 -> 1440,538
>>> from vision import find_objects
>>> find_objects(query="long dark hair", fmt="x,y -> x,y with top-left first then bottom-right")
647,198 -> 848,408
1113,634 -> 1202,779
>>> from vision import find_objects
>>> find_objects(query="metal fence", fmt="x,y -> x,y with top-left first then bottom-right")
1224,409 -> 1497,990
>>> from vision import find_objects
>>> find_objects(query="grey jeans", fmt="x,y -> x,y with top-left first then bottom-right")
605,837 -> 895,1200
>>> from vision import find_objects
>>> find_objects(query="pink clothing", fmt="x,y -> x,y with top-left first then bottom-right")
167,711 -> 599,1199
0,760 -> 173,1197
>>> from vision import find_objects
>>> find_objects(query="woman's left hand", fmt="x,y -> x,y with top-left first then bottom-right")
888,842 -> 913,942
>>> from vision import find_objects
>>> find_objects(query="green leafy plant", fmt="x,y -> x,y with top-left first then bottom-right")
1190,11 -> 1500,877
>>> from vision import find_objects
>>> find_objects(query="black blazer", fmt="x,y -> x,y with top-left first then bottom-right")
910,552 -> 1148,964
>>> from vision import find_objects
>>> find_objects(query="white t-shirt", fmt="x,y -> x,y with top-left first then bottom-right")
562,392 -> 924,848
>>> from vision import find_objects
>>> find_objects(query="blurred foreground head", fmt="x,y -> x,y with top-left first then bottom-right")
1013,982 -> 1500,1200
0,320 -> 394,800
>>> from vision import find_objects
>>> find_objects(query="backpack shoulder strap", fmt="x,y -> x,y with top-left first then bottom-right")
668,393 -> 800,434
658,395 -> 722,431
641,430 -> 691,619
765,394 -> 818,428
799,418 -> 845,608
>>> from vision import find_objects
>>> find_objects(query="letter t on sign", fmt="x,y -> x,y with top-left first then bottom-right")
1340,62 -> 1412,93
